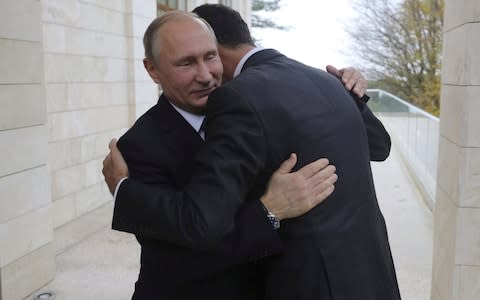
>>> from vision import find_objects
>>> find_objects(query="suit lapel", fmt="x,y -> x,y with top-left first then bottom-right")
153,95 -> 204,185
152,95 -> 204,148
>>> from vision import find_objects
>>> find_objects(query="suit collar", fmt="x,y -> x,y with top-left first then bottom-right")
152,94 -> 204,143
152,94 -> 200,134
234,47 -> 265,77
241,48 -> 284,72
168,101 -> 205,133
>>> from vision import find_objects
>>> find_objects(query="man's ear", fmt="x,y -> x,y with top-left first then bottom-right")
143,58 -> 162,84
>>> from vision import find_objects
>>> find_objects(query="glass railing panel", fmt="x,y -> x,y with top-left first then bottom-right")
367,89 -> 439,207
413,113 -> 430,190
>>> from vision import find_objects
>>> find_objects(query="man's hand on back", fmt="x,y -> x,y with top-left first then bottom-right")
326,65 -> 367,97
261,154 -> 337,221
102,139 -> 129,195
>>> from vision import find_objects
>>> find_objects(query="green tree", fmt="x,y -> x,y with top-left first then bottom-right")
349,0 -> 444,115
252,0 -> 287,30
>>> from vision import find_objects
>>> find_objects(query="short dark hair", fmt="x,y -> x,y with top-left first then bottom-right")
193,4 -> 254,48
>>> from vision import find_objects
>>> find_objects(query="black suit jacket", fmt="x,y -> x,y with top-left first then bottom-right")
115,96 -> 281,299
114,49 -> 400,299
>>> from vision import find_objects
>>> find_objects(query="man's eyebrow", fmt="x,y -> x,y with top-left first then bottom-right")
174,50 -> 218,63
173,55 -> 195,64
205,50 -> 218,56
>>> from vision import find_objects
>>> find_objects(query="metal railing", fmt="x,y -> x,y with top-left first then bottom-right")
367,89 -> 439,209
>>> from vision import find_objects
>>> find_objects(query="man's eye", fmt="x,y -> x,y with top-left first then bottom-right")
206,54 -> 217,60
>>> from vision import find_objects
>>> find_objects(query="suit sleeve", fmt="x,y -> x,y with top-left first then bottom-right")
114,86 -> 275,253
351,93 -> 391,161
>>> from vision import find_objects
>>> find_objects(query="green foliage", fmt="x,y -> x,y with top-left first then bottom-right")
349,0 -> 443,116
252,0 -> 281,11
252,0 -> 287,30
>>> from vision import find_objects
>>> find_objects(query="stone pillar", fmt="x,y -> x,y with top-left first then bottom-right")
0,1 -> 55,299
431,1 -> 480,299
126,0 -> 159,122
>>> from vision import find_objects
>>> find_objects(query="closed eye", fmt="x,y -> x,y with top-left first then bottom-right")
205,51 -> 218,61
174,56 -> 195,66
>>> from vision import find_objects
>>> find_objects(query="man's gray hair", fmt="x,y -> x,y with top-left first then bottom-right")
143,11 -> 216,63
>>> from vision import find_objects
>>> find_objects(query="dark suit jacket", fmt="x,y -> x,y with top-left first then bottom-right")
115,96 -> 282,299
114,49 -> 400,299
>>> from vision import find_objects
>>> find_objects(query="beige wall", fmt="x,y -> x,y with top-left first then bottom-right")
0,0 -> 55,299
43,0 -> 157,232
431,0 -> 480,299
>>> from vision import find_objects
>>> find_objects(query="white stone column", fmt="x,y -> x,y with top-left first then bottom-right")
126,0 -> 158,122
0,1 -> 55,299
431,1 -> 480,299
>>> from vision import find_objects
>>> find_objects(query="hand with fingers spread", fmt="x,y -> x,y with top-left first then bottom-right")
260,154 -> 337,221
102,139 -> 129,195
326,65 -> 368,98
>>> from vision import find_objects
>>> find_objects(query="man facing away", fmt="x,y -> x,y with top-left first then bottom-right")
191,5 -> 400,299
103,6 -> 399,300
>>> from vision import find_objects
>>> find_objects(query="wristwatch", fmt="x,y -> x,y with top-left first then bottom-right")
265,209 -> 280,230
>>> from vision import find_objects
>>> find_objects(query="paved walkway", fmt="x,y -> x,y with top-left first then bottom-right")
28,145 -> 433,300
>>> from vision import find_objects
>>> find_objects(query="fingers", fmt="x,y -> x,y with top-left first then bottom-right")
309,165 -> 337,188
102,154 -> 109,167
109,138 -> 118,153
275,153 -> 298,175
313,184 -> 335,206
340,67 -> 357,90
341,67 -> 367,97
326,65 -> 342,78
309,173 -> 338,206
313,172 -> 338,192
103,139 -> 128,195
109,138 -> 125,165
297,158 -> 329,179
349,70 -> 366,97
352,81 -> 366,97
327,65 -> 368,97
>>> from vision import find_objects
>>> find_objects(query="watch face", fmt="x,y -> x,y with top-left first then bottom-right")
267,212 -> 280,230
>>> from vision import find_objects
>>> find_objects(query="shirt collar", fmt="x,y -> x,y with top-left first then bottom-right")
168,101 -> 205,132
233,46 -> 266,78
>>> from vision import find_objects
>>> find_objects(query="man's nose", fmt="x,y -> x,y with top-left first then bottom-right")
196,62 -> 214,83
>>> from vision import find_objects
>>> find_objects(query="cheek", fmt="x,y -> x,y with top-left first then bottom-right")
167,73 -> 192,90
213,64 -> 224,80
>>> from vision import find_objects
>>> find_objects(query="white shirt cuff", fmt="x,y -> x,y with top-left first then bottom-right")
113,177 -> 128,201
